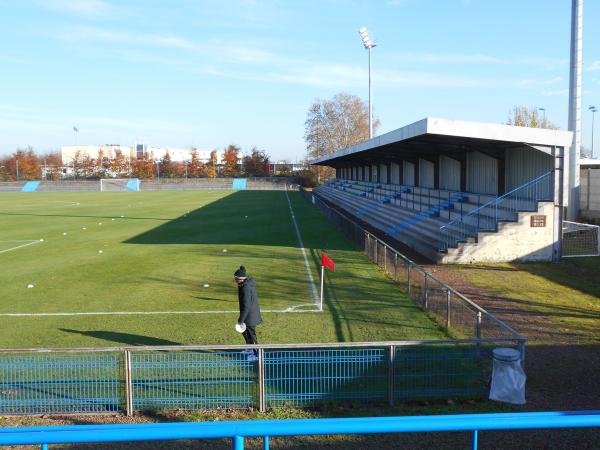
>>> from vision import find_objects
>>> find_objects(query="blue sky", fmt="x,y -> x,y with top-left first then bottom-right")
0,0 -> 599,161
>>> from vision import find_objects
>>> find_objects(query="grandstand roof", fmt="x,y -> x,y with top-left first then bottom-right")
312,117 -> 573,165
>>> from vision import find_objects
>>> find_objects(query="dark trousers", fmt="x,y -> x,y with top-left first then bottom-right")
242,326 -> 258,355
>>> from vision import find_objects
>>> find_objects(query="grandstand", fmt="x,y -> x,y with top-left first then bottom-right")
312,117 -> 573,263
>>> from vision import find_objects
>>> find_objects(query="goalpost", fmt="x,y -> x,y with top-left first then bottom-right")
100,178 -> 141,192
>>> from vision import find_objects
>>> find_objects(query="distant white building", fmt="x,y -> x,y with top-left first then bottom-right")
61,144 -> 135,163
134,144 -> 223,164
62,144 -> 221,164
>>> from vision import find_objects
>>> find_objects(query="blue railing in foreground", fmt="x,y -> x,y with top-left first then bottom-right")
439,171 -> 553,252
0,410 -> 598,450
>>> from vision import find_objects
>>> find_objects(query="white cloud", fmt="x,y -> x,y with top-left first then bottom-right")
587,60 -> 600,72
541,89 -> 568,97
390,52 -> 567,69
517,76 -> 563,87
59,27 -> 197,51
54,27 -> 569,91
40,0 -> 115,17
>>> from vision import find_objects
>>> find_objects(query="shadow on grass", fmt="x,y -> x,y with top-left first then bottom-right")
59,329 -> 180,346
124,190 -> 358,251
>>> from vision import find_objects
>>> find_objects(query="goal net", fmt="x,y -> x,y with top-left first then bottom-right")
100,178 -> 141,192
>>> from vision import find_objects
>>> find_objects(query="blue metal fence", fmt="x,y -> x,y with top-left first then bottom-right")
0,340 -> 522,416
130,350 -> 257,411
0,411 -> 598,449
0,351 -> 121,415
439,171 -> 553,252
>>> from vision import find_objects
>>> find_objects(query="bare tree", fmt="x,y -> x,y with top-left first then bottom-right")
304,93 -> 380,182
507,106 -> 558,129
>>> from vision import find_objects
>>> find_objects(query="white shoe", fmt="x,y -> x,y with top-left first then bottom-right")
247,354 -> 258,362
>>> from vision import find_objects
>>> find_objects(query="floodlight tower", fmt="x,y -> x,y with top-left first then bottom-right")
359,27 -> 376,139
567,0 -> 583,220
590,106 -> 597,158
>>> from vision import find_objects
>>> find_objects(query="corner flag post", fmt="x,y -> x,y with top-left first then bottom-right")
320,252 -> 335,311
320,265 -> 325,311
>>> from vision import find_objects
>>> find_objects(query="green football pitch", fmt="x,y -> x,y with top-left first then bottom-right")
0,190 -> 446,348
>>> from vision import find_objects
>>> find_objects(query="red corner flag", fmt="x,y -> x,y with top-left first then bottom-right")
321,252 -> 335,271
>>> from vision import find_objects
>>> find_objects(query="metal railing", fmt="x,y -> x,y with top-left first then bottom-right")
0,337 -> 520,416
306,191 -> 524,345
0,189 -> 524,417
562,220 -> 600,257
439,171 -> 553,252
1,410 -> 599,449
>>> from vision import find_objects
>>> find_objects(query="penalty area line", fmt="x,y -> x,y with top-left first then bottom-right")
0,308 -> 321,317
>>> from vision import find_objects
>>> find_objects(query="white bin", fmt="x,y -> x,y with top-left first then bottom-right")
489,347 -> 526,405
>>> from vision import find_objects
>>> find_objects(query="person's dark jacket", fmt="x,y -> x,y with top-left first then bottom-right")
238,277 -> 262,326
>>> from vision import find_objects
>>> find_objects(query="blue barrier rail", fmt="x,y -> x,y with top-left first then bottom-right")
0,411 -> 598,449
438,171 -> 553,252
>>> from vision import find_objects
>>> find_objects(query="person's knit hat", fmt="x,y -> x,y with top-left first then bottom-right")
234,265 -> 247,279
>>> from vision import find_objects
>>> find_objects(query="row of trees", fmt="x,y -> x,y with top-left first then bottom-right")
0,145 -> 272,181
0,148 -> 62,181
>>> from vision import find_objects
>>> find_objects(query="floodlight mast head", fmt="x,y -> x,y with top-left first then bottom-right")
358,27 -> 376,49
359,27 -> 376,139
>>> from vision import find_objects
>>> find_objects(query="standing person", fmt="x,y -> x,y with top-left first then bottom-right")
234,265 -> 262,361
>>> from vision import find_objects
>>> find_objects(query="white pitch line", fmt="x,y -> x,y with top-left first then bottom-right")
284,187 -> 320,309
0,240 -> 41,254
0,309 -> 321,317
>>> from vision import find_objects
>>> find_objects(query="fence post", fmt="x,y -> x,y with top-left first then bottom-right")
258,348 -> 266,412
388,345 -> 395,407
424,273 -> 429,309
383,245 -> 387,272
232,436 -> 245,450
476,312 -> 482,359
124,350 -> 133,416
374,240 -> 378,265
394,253 -> 398,281
446,289 -> 451,328
407,264 -> 412,297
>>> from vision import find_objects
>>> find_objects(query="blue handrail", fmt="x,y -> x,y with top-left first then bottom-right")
1,411 -> 599,449
439,171 -> 553,252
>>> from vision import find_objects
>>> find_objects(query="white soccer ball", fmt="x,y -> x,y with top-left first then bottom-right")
26,284 -> 34,289
111,218 -> 115,221
203,284 -> 209,288
63,232 -> 67,236
244,215 -> 248,218
98,250 -> 103,254
82,227 -> 86,230
120,215 -> 124,218
222,249 -> 227,253
98,223 -> 102,226
39,239 -> 44,242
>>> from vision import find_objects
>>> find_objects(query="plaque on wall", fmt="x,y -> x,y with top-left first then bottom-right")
531,215 -> 546,227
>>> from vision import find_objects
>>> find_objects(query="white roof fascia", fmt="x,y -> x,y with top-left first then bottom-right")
311,117 -> 573,164
426,117 -> 573,148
